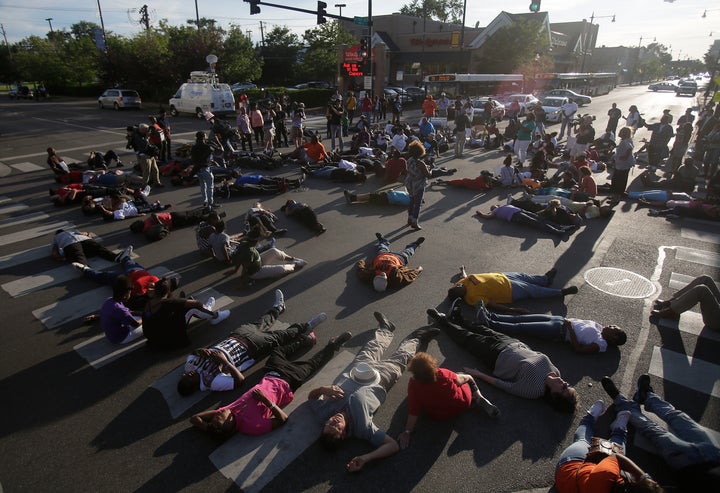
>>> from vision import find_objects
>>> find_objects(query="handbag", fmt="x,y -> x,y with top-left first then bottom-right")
585,437 -> 623,463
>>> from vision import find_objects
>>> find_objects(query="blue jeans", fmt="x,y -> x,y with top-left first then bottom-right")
83,257 -> 145,286
197,167 -> 214,205
330,124 -> 343,151
559,115 -> 572,138
376,238 -> 417,265
504,272 -> 563,300
555,413 -> 627,473
407,188 -> 425,224
480,309 -> 565,340
309,166 -> 335,178
614,393 -> 720,470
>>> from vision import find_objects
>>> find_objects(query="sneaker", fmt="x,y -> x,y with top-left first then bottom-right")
426,308 -> 446,324
545,267 -> 558,286
561,286 -> 579,296
203,296 -> 216,311
587,399 -> 605,418
142,185 -> 151,198
410,327 -> 441,343
474,395 -> 501,418
414,236 -> 425,247
273,289 -> 285,314
374,311 -> 396,332
449,297 -> 464,324
375,232 -> 385,242
293,258 -> 308,267
330,331 -> 353,349
635,374 -> 654,405
305,312 -> 327,331
210,309 -> 230,325
71,261 -> 89,273
610,410 -> 631,431
115,245 -> 133,263
601,376 -> 620,399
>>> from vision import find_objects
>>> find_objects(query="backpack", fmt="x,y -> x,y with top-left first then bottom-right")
638,115 -> 646,127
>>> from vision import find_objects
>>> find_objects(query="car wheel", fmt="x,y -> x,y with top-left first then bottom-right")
169,106 -> 179,117
113,102 -> 120,110
98,101 -> 104,109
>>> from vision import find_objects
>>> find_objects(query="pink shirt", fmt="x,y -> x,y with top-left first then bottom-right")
222,375 -> 293,436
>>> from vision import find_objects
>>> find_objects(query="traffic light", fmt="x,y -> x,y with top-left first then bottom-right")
529,1 -> 541,12
359,37 -> 368,58
317,1 -> 327,25
248,0 -> 261,15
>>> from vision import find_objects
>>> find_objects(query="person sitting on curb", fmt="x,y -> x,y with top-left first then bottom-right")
649,275 -> 719,330
190,330 -> 352,435
309,311 -> 440,472
426,308 -> 578,413
601,375 -> 718,490
448,265 -> 578,314
356,233 -> 425,292
398,352 -> 499,450
177,290 -> 327,395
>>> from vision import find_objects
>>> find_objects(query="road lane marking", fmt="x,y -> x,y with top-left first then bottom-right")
0,221 -> 72,247
648,346 -> 720,398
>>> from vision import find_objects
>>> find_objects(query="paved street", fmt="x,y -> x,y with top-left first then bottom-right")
0,85 -> 717,493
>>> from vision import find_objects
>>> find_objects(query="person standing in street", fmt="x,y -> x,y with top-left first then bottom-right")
558,98 -> 578,140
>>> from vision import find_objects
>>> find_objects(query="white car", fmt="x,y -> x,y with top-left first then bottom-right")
502,93 -> 539,116
540,96 -> 569,123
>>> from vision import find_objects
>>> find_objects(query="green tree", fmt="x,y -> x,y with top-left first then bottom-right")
219,25 -> 263,84
472,19 -> 550,76
299,22 -> 355,83
399,0 -> 464,24
259,26 -> 301,86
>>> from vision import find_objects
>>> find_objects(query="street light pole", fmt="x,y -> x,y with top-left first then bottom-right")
45,18 -> 54,33
579,12 -> 614,73
335,3 -> 346,18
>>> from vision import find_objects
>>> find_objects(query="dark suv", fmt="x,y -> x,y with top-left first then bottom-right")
675,80 -> 697,97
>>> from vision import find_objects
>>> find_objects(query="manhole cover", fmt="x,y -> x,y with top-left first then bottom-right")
584,267 -> 656,299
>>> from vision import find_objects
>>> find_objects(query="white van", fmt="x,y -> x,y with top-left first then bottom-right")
168,71 -> 235,118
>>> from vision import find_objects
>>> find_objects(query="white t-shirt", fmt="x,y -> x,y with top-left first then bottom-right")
561,101 -> 578,118
113,201 -> 139,220
566,318 -> 607,352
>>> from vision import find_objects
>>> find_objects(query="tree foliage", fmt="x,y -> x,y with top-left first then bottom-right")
473,19 -> 550,76
259,26 -> 301,86
299,22 -> 355,83
399,0 -> 464,24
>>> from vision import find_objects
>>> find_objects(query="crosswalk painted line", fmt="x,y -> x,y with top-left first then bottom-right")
657,311 -> 720,342
0,211 -> 49,229
0,243 -> 81,271
675,246 -> 720,268
681,227 -> 720,245
0,196 -> 10,204
0,221 -> 73,247
74,288 -> 230,369
0,204 -> 29,215
10,162 -> 45,173
32,266 -> 176,329
209,350 -> 355,493
669,272 -> 720,291
648,346 -> 720,398
1,255 -> 127,298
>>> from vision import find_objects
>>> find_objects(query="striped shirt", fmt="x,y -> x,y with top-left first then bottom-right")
492,342 -> 558,399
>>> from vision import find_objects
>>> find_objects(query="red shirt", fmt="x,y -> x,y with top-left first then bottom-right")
407,368 -> 472,420
142,212 -> 173,233
384,157 -> 407,182
128,270 -> 159,296
361,97 -> 372,112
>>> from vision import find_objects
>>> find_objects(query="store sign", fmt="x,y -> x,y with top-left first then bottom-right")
343,62 -> 364,77
410,37 -> 451,47
345,44 -> 363,62
427,74 -> 456,82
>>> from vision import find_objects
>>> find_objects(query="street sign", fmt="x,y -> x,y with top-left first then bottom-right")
396,70 -> 404,82
354,16 -> 369,26
364,76 -> 372,89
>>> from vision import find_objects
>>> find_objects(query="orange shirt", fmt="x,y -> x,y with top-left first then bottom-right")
422,99 -> 438,116
304,141 -> 327,162
372,253 -> 403,276
555,456 -> 623,493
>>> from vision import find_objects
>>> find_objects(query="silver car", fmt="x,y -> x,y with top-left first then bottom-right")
98,89 -> 142,110
540,96 -> 569,123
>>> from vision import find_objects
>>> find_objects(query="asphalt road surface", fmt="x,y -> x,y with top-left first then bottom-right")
0,85 -> 717,493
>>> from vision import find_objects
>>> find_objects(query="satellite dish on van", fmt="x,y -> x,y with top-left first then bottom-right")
206,54 -> 218,64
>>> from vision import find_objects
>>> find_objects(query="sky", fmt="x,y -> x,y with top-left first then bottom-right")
0,0 -> 717,61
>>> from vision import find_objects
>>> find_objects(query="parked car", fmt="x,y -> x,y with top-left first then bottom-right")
383,88 -> 400,102
502,93 -> 539,116
470,97 -> 505,123
544,89 -> 592,106
230,82 -> 257,92
98,89 -> 142,110
385,86 -> 414,103
403,87 -> 426,98
539,96 -> 569,123
648,81 -> 678,92
9,85 -> 33,99
675,80 -> 697,97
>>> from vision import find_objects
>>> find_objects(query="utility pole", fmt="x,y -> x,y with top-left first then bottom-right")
45,18 -> 54,33
139,5 -> 150,31
194,0 -> 200,28
259,21 -> 265,47
96,0 -> 108,53
0,24 -> 11,60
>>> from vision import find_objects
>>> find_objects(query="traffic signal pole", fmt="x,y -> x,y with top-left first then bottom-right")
243,0 -> 354,22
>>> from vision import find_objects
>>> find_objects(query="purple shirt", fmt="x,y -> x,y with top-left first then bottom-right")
493,204 -> 520,222
100,298 -> 138,344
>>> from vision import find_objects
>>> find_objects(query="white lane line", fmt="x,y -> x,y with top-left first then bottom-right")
10,162 -> 45,172
681,227 -> 720,245
648,346 -> 720,398
209,350 -> 355,493
669,272 -> 719,291
676,246 -> 720,268
0,196 -> 10,204
657,311 -> 720,342
0,221 -> 72,247
0,204 -> 29,215
75,288 -> 231,370
0,211 -> 48,229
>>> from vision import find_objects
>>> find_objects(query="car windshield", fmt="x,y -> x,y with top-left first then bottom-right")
542,97 -> 565,107
471,99 -> 488,108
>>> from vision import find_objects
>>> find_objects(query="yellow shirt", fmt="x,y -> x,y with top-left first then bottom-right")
346,96 -> 357,111
461,273 -> 512,305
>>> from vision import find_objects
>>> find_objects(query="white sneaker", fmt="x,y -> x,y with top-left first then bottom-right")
71,262 -> 89,273
305,312 -> 327,330
211,309 -> 230,325
115,245 -> 133,263
273,289 -> 285,314
588,399 -> 605,418
610,410 -> 631,431
203,296 -> 216,311
141,185 -> 151,198
293,258 -> 308,267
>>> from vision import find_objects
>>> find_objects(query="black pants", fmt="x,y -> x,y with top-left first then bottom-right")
232,309 -> 303,359
264,340 -> 338,391
438,319 -> 515,372
63,239 -> 117,265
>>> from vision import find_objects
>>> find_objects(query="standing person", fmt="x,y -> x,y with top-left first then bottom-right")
236,106 -> 253,152
328,99 -> 344,152
507,99 -> 521,123
670,122 -> 693,172
379,93 -> 388,121
607,102 -> 622,134
437,92 -> 450,118
677,107 -> 695,127
398,352 -> 499,449
309,312 -> 440,472
425,309 -> 578,412
361,92 -> 373,121
372,94 -> 381,123
422,94 -> 438,120
646,115 -> 674,169
558,98 -> 578,140
345,91 -> 357,126
404,140 -> 432,230
189,131 -> 219,211
273,103 -> 289,148
610,127 -> 636,203
262,105 -> 276,154
148,116 -> 167,162
391,96 -> 402,124
625,105 -> 642,131
532,101 -> 546,137
249,103 -> 265,145
356,233 -> 425,293
156,108 -> 172,162
290,104 -> 306,149
130,124 -> 162,188
454,110 -> 471,158
516,113 -> 536,166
